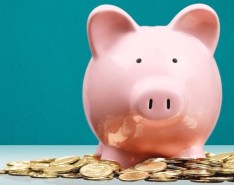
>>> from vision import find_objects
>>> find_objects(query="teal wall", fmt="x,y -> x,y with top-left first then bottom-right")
0,0 -> 233,144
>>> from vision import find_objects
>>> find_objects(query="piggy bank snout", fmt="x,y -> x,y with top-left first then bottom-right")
133,87 -> 185,120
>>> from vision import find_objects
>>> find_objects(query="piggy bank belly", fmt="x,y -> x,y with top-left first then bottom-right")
91,110 -> 216,154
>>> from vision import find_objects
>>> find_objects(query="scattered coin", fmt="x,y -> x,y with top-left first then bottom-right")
190,179 -> 223,183
184,163 -> 211,170
207,167 -> 223,172
80,163 -> 113,178
170,157 -> 194,161
0,170 -> 6,174
60,173 -> 83,178
30,158 -> 55,163
44,164 -> 75,174
119,171 -> 149,181
8,170 -> 29,176
167,164 -> 187,170
117,168 -> 136,174
30,172 -> 59,178
73,158 -> 87,169
50,156 -> 79,166
152,170 -> 182,178
30,163 -> 49,171
4,165 -> 30,172
215,168 -> 234,174
84,154 -> 101,160
163,159 -> 183,164
183,169 -> 215,177
146,177 -> 178,182
211,152 -> 234,162
84,175 -> 114,181
135,161 -> 167,172
223,159 -> 234,168
7,161 -> 30,166
97,160 -> 121,171
143,158 -> 166,162
201,176 -> 234,181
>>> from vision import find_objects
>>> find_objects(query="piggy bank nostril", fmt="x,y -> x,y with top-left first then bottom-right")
149,99 -> 153,109
167,99 -> 171,109
133,87 -> 185,120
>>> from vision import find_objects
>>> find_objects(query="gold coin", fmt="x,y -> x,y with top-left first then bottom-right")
216,168 -> 234,174
119,171 -> 149,181
211,153 -> 234,162
96,160 -> 121,171
222,154 -> 233,163
153,170 -> 182,177
0,170 -> 6,174
146,178 -> 177,182
167,164 -> 186,170
207,167 -> 223,172
134,161 -> 167,172
186,159 -> 221,166
30,172 -> 59,178
143,158 -> 166,163
4,165 -> 30,172
223,159 -> 234,168
80,163 -> 113,178
73,158 -> 87,169
30,163 -> 49,171
170,157 -> 194,161
190,179 -> 218,183
30,158 -> 55,163
185,163 -> 211,170
50,156 -> 80,166
151,172 -> 177,179
199,160 -> 222,167
61,173 -> 83,178
84,175 -> 114,181
207,152 -> 215,157
163,159 -> 183,164
118,168 -> 136,174
83,154 -> 101,164
183,169 -> 214,177
44,164 -> 75,174
201,176 -> 233,181
8,169 -> 29,176
204,157 -> 221,162
7,161 -> 30,166
205,152 -> 213,158
84,154 -> 101,160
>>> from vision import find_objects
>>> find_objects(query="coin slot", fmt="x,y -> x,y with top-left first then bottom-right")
149,99 -> 153,109
167,99 -> 170,109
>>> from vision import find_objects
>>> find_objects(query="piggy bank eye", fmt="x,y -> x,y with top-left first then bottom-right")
136,58 -> 142,63
172,58 -> 178,63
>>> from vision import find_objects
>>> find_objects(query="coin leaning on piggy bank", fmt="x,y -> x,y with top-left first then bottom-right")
1,152 -> 234,183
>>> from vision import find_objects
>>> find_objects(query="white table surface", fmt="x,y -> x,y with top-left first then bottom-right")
0,145 -> 234,185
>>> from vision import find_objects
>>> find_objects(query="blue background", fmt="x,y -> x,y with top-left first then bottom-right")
0,0 -> 233,144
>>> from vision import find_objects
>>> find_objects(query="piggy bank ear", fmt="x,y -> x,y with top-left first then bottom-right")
169,4 -> 220,54
87,5 -> 138,57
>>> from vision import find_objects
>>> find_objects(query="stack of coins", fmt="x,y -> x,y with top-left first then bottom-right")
1,152 -> 234,183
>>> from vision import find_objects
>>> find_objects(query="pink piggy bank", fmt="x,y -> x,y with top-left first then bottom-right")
83,4 -> 222,168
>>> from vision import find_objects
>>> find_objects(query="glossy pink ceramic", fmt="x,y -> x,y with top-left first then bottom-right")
83,4 -> 222,168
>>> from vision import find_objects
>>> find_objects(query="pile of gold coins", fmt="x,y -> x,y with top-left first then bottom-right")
1,152 -> 234,183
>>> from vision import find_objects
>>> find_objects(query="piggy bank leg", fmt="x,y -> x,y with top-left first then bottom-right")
173,145 -> 205,158
95,142 -> 103,156
101,145 -> 148,168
